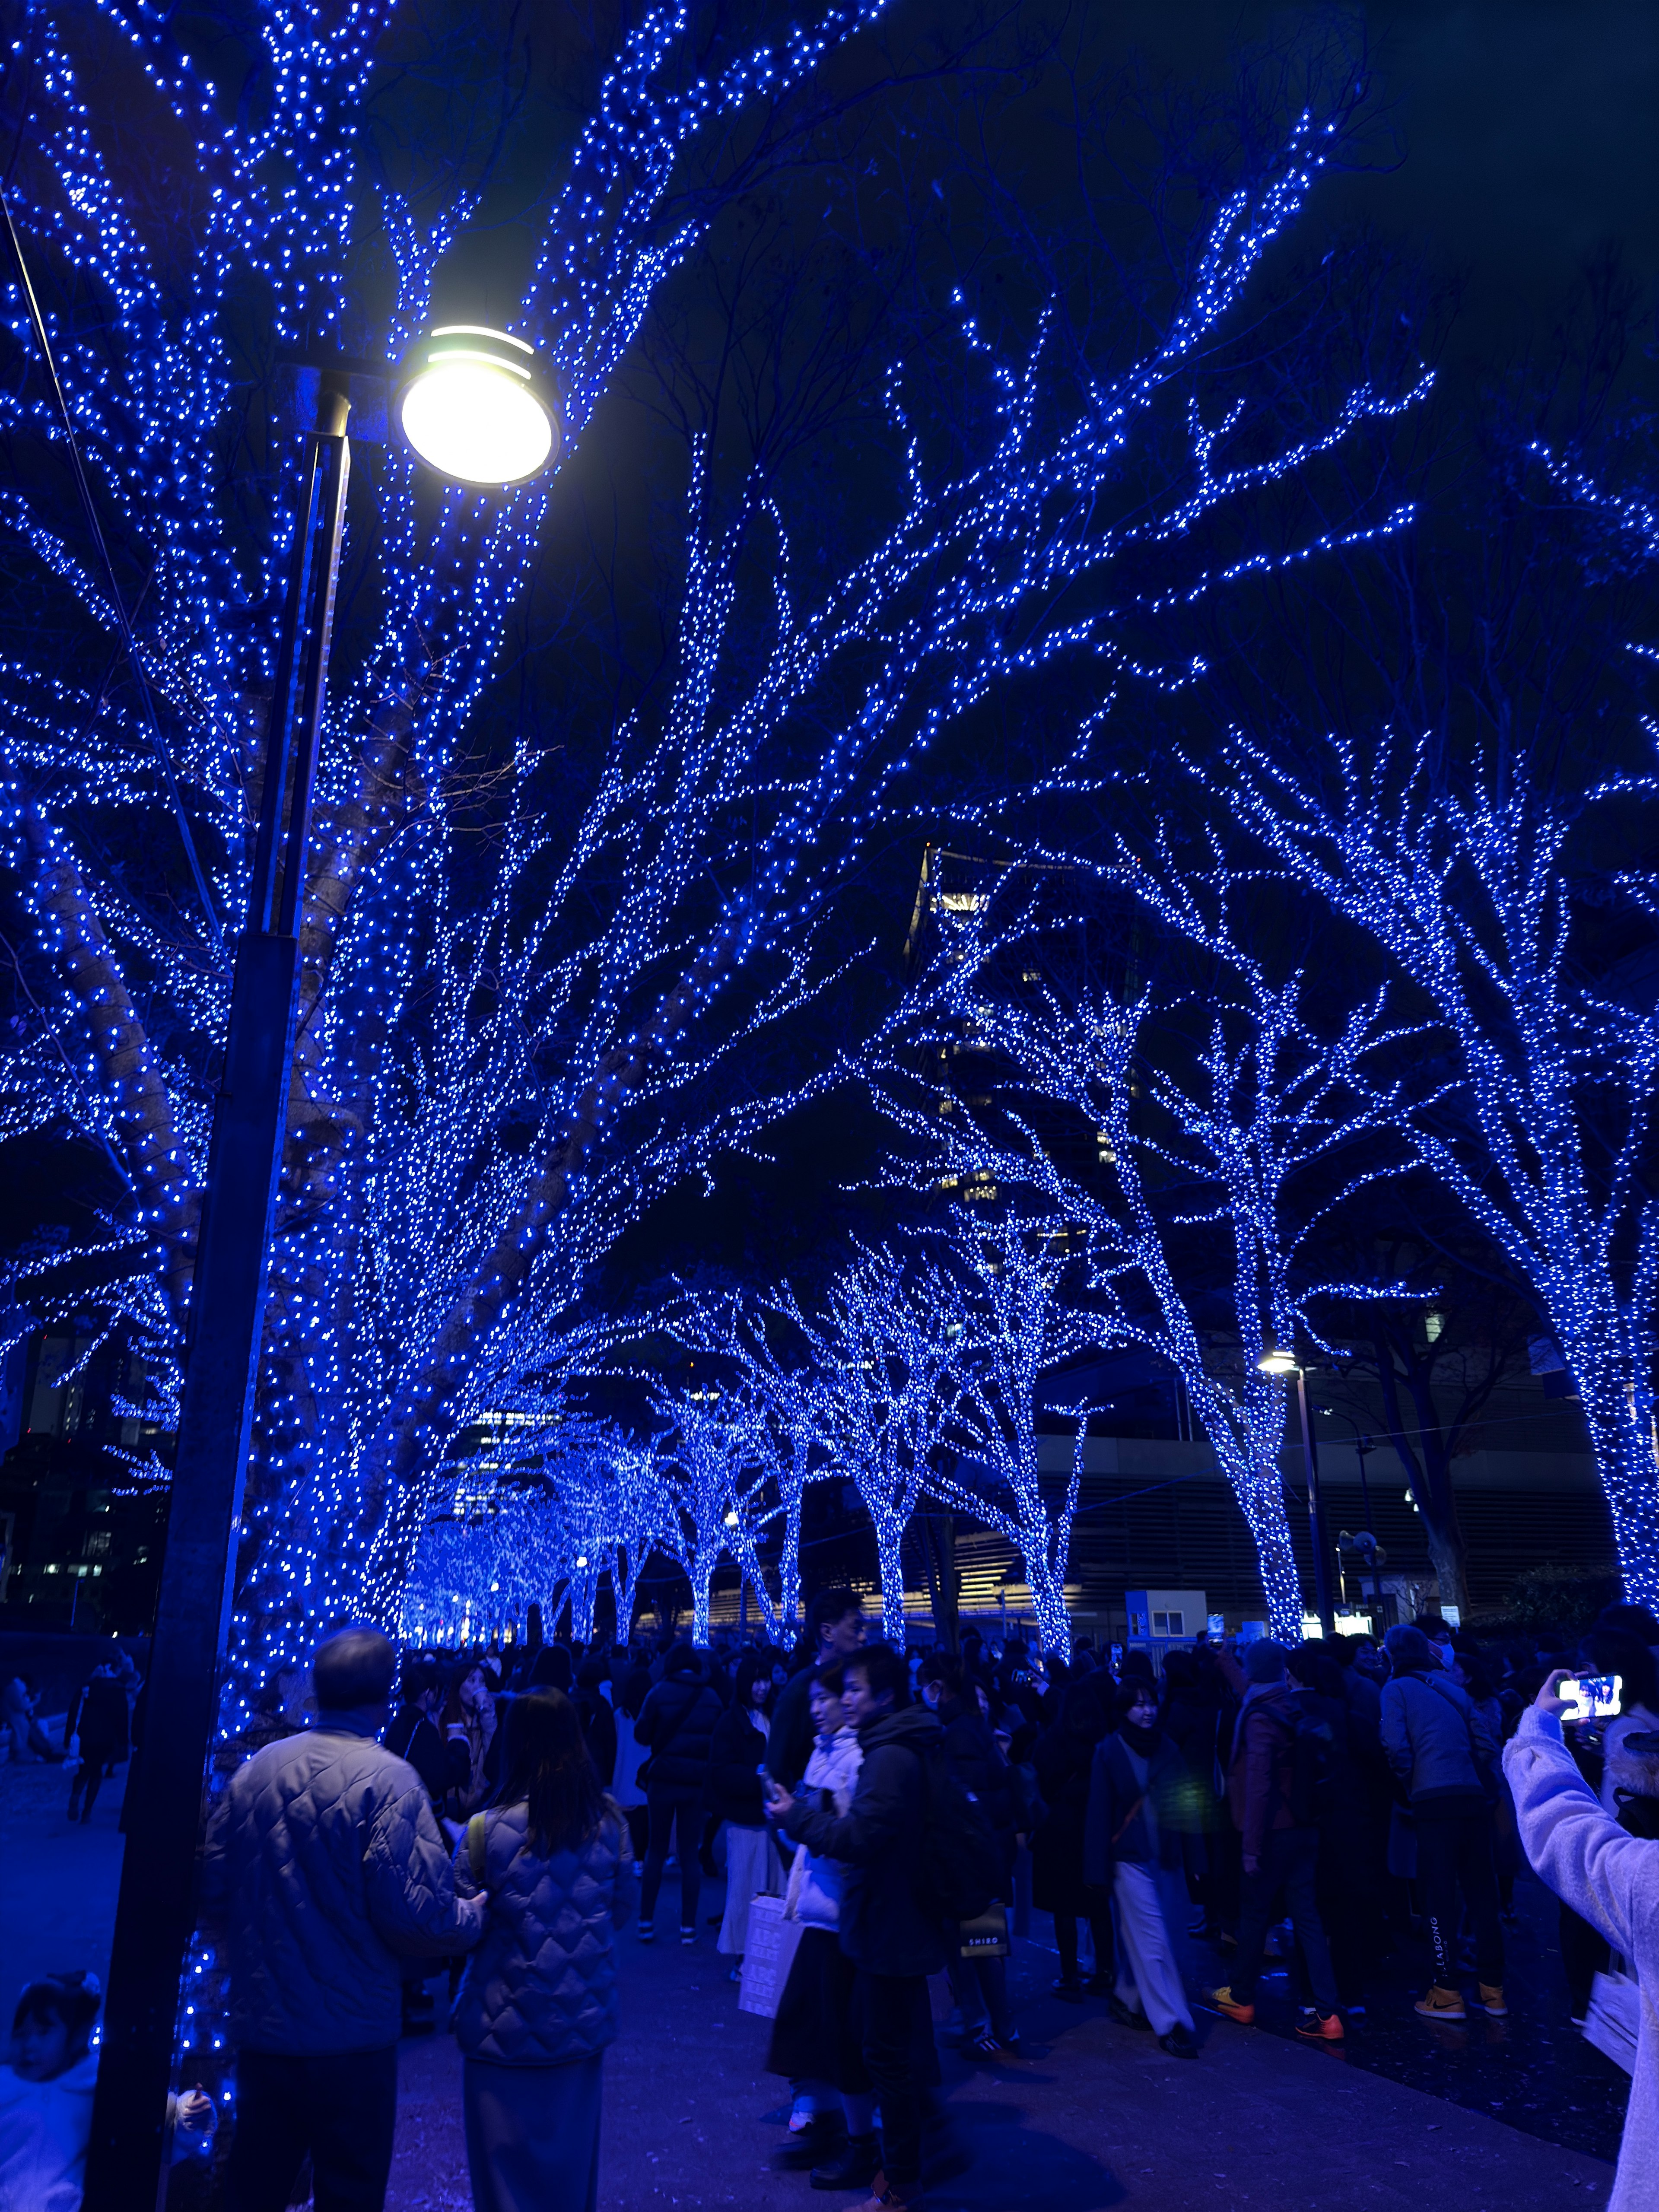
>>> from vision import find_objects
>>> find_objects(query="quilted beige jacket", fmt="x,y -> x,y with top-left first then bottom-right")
200,1711 -> 479,2053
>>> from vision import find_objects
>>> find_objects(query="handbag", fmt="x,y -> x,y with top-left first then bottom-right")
635,1683 -> 696,1788
737,1893 -> 808,2019
1584,1960 -> 1640,2075
958,1899 -> 1010,1959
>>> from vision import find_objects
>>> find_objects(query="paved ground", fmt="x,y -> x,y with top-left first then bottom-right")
385,1908 -> 1617,2212
0,1747 -> 1624,2208
0,1734 -> 129,2000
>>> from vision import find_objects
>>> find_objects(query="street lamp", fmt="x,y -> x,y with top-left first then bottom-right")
86,331 -> 559,2207
1258,1348 -> 1336,1636
396,326 -> 559,484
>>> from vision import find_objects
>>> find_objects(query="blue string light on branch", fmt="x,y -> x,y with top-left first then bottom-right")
0,33 -> 1427,1695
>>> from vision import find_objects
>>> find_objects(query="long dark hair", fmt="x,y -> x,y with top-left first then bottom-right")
495,1688 -> 605,1854
733,1650 -> 774,1716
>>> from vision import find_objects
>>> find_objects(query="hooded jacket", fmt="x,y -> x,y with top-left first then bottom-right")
451,1799 -> 637,2065
781,1701 -> 948,1977
0,2048 -> 99,2212
1506,1707 -> 1659,2212
199,1710 -> 480,2054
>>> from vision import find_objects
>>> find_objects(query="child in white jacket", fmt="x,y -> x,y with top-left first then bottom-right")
1505,1669 -> 1659,2212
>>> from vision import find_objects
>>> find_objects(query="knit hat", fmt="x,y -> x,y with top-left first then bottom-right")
1384,1624 -> 1436,1673
1242,1638 -> 1288,1685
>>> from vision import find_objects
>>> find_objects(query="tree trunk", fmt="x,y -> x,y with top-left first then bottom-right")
693,1566 -> 714,1646
1233,1466 -> 1304,1641
1579,1373 -> 1659,1607
1420,1512 -> 1471,1618
1022,1547 -> 1072,1658
874,1515 -> 907,1645
779,1487 -> 804,1632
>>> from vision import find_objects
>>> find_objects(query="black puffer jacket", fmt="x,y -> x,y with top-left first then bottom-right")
384,1704 -> 470,1812
1030,1723 -> 1103,1916
707,1701 -> 770,1824
782,1701 -> 948,1977
634,1674 -> 721,1794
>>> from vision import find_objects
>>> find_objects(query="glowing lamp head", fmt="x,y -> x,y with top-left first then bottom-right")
396,326 -> 558,486
1257,1348 -> 1298,1376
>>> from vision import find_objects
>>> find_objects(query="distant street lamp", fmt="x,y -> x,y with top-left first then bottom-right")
86,330 -> 559,2207
1258,1348 -> 1336,1635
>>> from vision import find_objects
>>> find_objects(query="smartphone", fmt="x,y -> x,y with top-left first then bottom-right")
1560,1673 -> 1622,1722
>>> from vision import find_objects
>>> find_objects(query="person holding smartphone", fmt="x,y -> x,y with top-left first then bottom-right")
1507,1667 -> 1659,2212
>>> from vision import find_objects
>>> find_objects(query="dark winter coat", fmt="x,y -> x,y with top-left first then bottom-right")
1225,1684 -> 1337,1858
1030,1724 -> 1103,1916
782,1701 -> 948,1978
573,1685 -> 618,1788
384,1704 -> 470,1811
1381,1669 -> 1498,1802
707,1701 -> 771,1825
1161,1692 -> 1222,1834
634,1675 -> 721,1795
934,1695 -> 1016,1834
452,1799 -> 637,2065
1084,1730 -> 1186,1883
934,1692 -> 1017,1899
199,1710 -> 479,2054
67,1673 -> 129,1758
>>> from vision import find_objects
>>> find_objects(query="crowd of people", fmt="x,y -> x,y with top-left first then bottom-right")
8,1591 -> 1659,2211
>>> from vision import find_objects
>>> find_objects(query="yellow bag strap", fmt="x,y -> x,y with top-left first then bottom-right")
467,1812 -> 487,1886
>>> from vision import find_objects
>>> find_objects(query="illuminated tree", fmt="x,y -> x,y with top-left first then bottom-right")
0,0 -> 915,1686
880,909 -> 1417,1640
759,1250 -> 962,1642
1218,693 -> 1659,1597
650,1384 -> 776,1644
901,1214 -> 1094,1657
0,19 -> 1423,1678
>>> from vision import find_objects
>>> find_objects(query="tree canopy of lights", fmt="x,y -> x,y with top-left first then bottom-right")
403,1417 -> 667,1646
0,11 -> 1428,1680
875,885 -> 1424,1641
1210,697 -> 1659,1601
753,1246 -> 963,1644
893,1212 -> 1095,1659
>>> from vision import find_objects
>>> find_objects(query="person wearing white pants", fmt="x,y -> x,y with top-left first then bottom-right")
1084,1679 -> 1198,2057
1112,1861 -> 1196,2039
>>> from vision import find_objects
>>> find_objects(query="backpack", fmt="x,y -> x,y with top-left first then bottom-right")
914,1741 -> 1005,1924
1251,1695 -> 1336,1827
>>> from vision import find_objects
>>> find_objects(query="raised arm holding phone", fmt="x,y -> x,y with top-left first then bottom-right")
1505,1669 -> 1659,2212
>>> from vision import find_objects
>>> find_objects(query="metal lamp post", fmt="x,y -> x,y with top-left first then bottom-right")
85,331 -> 558,2210
1259,1349 -> 1335,1636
